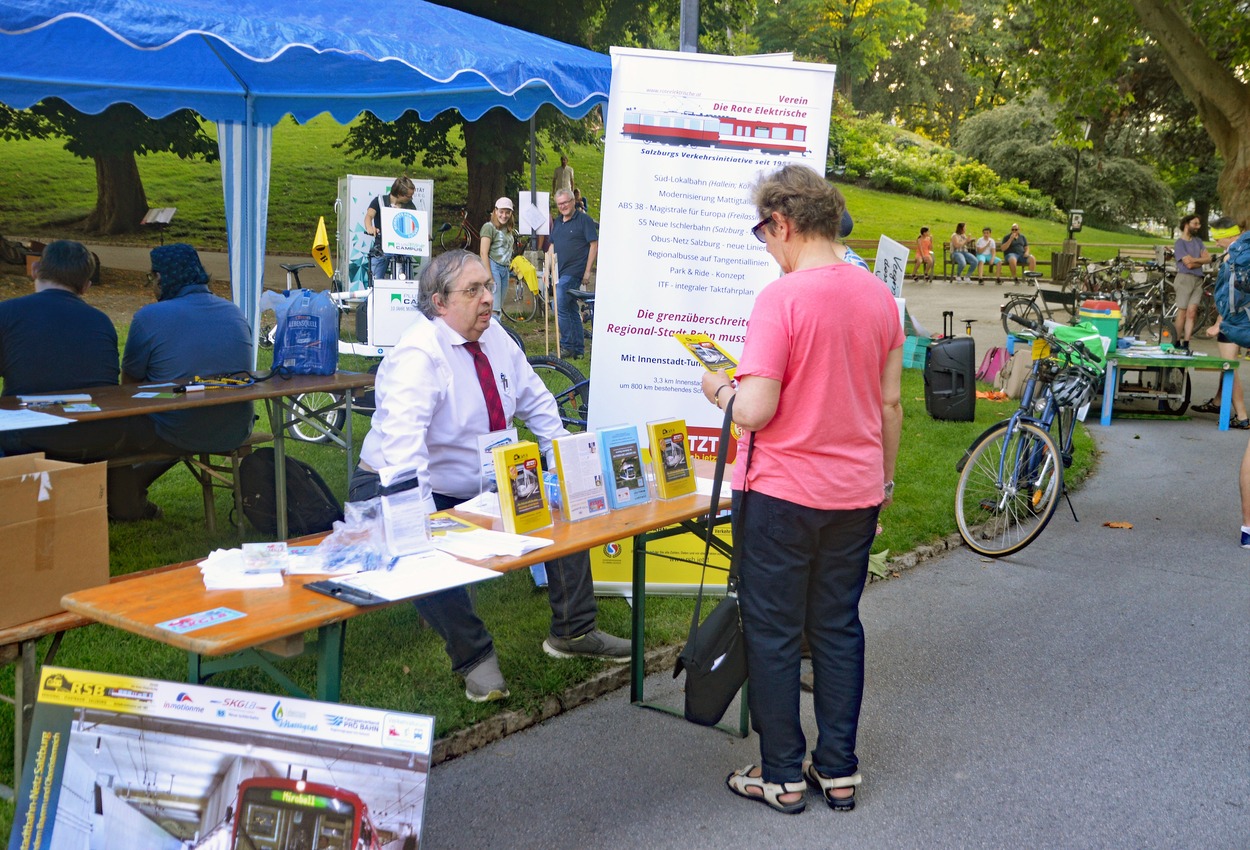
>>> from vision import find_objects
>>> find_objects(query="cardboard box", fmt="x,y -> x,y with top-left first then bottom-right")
0,454 -> 109,629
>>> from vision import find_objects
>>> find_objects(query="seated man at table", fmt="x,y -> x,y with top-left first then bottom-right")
0,240 -> 143,481
111,243 -> 255,518
349,249 -> 629,703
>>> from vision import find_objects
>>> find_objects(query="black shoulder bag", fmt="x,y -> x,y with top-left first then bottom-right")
672,396 -> 755,726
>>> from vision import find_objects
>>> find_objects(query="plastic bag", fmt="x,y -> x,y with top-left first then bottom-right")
315,498 -> 392,573
273,288 -> 339,375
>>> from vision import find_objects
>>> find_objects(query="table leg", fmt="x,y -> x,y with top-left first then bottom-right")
315,622 -> 346,703
1100,361 -> 1118,425
629,531 -> 648,704
1219,368 -> 1234,431
344,388 -> 355,489
270,397 -> 289,540
11,639 -> 37,794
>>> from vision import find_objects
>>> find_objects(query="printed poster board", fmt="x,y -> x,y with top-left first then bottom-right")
587,47 -> 835,595
9,667 -> 431,850
336,175 -> 433,291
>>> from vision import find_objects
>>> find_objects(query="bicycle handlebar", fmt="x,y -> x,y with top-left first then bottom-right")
1008,315 -> 1102,374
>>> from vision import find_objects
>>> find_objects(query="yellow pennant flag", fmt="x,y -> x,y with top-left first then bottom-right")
312,215 -> 333,278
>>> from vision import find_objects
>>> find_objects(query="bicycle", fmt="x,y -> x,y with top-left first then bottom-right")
954,316 -> 1104,557
527,355 -> 589,431
437,208 -> 479,252
999,271 -> 1078,334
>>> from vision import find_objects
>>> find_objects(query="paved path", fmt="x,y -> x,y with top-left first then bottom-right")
419,416 -> 1249,849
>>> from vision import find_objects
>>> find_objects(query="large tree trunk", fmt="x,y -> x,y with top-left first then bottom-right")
462,111 -> 526,233
85,152 -> 147,235
1129,0 -> 1250,225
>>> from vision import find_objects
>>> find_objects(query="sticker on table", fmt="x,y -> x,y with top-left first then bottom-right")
157,607 -> 246,634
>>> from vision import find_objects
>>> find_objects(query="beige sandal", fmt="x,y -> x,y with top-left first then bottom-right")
802,759 -> 862,811
726,765 -> 807,814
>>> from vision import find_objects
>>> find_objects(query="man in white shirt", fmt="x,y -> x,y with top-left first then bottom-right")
352,250 -> 628,703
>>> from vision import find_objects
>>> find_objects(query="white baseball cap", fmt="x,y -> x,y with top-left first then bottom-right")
495,197 -> 513,210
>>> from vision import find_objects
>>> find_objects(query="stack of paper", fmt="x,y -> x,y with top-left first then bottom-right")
199,548 -> 285,590
432,529 -> 554,561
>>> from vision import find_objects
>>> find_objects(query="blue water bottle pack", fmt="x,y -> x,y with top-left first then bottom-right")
273,289 -> 339,375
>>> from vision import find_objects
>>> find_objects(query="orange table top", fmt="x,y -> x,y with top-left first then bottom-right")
61,486 -> 718,656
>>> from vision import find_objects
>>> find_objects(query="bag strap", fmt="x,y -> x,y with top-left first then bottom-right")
687,397 -> 755,649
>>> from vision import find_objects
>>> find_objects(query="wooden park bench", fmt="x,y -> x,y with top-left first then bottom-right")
1117,245 -> 1166,264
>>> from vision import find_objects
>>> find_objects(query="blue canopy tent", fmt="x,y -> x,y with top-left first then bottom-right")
0,0 -> 610,337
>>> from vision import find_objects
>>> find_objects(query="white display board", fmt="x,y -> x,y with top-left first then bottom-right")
337,175 -> 434,291
588,48 -> 836,459
380,206 -> 432,257
517,191 -> 551,237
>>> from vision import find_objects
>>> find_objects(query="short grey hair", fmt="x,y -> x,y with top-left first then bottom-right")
751,164 -> 845,241
554,188 -> 574,204
418,250 -> 479,318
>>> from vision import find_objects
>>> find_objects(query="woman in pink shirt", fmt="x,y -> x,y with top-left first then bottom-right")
703,165 -> 904,815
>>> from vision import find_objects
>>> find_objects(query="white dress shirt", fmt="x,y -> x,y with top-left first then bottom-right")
360,316 -> 567,501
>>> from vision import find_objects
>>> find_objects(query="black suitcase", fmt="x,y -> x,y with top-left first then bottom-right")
924,312 -> 976,421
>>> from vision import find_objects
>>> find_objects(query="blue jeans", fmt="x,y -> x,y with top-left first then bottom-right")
556,272 -> 585,356
953,250 -> 977,276
733,489 -> 879,785
348,466 -> 598,674
489,258 -> 509,318
369,251 -> 388,283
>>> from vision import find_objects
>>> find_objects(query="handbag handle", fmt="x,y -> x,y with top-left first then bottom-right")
688,397 -> 755,646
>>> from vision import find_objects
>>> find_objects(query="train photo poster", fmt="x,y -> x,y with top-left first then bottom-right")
587,47 -> 835,593
9,667 -> 431,850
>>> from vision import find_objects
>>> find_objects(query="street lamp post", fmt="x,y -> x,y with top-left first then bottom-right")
1063,122 -> 1093,264
1067,122 -> 1093,242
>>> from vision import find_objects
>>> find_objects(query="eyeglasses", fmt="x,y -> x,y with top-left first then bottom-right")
751,217 -> 773,243
448,282 -> 496,298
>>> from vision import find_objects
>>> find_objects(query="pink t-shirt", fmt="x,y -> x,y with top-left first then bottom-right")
732,263 -> 903,510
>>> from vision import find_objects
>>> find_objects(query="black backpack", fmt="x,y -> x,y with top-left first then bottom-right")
238,447 -> 343,537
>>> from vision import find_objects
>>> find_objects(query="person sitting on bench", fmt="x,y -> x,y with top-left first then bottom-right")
1000,224 -> 1037,279
110,243 -> 254,520
0,241 -> 149,505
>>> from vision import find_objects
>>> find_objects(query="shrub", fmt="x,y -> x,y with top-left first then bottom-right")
830,112 -> 1059,218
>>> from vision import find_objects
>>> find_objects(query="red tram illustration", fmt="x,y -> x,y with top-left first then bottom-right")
621,109 -> 809,155
230,777 -> 385,850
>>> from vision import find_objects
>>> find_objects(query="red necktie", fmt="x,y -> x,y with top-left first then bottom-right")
464,341 -> 507,431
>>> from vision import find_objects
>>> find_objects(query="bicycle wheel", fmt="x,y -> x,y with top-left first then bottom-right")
528,355 -> 589,431
1001,297 -> 1044,335
438,226 -> 465,252
955,420 -> 1064,558
288,391 -> 347,444
1129,313 -> 1177,346
500,277 -> 538,323
1155,366 -> 1191,415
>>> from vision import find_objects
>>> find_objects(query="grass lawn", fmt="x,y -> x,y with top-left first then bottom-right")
0,114 -> 1147,259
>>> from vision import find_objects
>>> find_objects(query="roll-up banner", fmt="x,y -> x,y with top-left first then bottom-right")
589,47 -> 835,595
